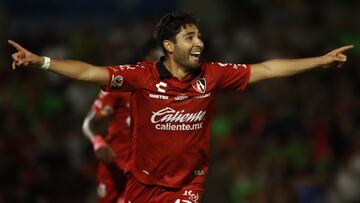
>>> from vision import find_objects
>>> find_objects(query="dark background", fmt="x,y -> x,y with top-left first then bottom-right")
1,0 -> 359,202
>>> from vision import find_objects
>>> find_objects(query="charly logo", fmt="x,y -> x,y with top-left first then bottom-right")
192,78 -> 206,93
156,82 -> 167,93
111,75 -> 123,88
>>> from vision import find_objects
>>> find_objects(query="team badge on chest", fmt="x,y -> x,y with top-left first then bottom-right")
192,78 -> 206,93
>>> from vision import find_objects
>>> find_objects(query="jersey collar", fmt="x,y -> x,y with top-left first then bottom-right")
156,56 -> 172,79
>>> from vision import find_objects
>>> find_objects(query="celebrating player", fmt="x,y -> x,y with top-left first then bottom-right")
9,12 -> 353,203
82,39 -> 161,203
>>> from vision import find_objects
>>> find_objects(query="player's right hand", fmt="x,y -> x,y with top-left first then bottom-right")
95,146 -> 117,163
8,40 -> 43,70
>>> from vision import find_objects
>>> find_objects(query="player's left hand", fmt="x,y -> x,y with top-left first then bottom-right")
321,45 -> 354,68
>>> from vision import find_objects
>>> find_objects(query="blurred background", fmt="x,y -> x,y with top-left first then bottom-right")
1,0 -> 360,202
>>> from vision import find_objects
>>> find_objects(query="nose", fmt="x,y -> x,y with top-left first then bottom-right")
194,37 -> 204,49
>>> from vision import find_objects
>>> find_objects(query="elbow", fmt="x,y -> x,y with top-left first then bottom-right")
249,63 -> 272,83
78,70 -> 94,82
261,62 -> 273,72
259,62 -> 275,79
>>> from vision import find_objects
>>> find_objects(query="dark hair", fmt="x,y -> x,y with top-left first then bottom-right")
154,12 -> 199,53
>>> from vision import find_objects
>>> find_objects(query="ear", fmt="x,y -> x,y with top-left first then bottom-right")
163,40 -> 174,53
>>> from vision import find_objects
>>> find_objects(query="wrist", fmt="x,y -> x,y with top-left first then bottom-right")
91,135 -> 107,151
40,56 -> 51,70
318,56 -> 330,68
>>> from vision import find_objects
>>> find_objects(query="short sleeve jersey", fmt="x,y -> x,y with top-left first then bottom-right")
103,57 -> 251,188
91,91 -> 131,169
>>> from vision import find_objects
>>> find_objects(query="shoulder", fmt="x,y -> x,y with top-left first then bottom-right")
201,62 -> 231,75
107,61 -> 155,71
136,60 -> 156,69
202,62 -> 249,69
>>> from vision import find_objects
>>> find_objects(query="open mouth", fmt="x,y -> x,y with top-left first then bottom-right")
189,51 -> 201,61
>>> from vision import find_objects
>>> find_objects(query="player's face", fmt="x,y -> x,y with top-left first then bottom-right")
173,24 -> 204,70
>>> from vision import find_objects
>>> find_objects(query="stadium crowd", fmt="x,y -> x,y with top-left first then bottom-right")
1,0 -> 359,202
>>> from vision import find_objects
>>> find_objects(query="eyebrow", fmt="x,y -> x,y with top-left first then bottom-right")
182,31 -> 201,37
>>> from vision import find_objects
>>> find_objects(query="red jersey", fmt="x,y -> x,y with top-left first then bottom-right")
91,91 -> 131,169
103,57 -> 251,188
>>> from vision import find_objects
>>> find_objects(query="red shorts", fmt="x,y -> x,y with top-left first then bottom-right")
97,162 -> 127,203
124,173 -> 204,203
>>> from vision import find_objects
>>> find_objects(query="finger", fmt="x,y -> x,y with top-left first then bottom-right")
20,57 -> 33,67
16,59 -> 27,66
8,40 -> 27,52
12,62 -> 16,70
11,53 -> 20,61
334,45 -> 354,54
337,53 -> 347,61
327,54 -> 346,63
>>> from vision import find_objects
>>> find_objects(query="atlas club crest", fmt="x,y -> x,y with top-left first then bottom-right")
192,78 -> 206,93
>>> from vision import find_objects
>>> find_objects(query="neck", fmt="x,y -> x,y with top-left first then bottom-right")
163,56 -> 190,80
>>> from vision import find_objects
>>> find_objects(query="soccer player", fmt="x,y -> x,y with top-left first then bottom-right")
82,39 -> 161,203
9,12 -> 353,203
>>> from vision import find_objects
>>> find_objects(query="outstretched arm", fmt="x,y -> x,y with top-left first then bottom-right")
249,45 -> 354,83
8,40 -> 108,86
